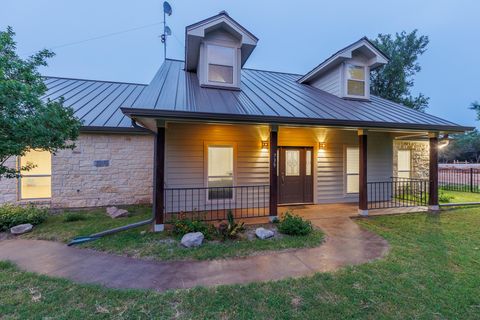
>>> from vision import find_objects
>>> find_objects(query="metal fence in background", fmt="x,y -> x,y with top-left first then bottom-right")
439,168 -> 480,193
163,185 -> 270,222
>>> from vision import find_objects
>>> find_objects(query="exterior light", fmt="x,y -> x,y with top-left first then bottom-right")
319,142 -> 326,150
438,139 -> 450,149
261,140 -> 269,150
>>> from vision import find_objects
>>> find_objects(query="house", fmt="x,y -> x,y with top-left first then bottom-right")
0,12 -> 472,231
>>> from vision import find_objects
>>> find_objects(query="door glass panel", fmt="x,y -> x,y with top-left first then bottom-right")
285,150 -> 300,176
306,150 -> 312,176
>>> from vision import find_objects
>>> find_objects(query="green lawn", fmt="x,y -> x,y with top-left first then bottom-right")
2,207 -> 480,319
21,206 -> 324,261
441,189 -> 480,203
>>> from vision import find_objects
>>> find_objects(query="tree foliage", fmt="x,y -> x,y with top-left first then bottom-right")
0,27 -> 81,178
370,30 -> 430,112
469,101 -> 480,121
440,130 -> 480,163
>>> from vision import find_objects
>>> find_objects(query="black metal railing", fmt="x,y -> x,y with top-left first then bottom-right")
164,185 -> 270,222
368,177 -> 429,209
439,167 -> 480,193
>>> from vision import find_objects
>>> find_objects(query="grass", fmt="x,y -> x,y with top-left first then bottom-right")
21,206 -> 324,261
2,207 -> 480,319
441,189 -> 480,203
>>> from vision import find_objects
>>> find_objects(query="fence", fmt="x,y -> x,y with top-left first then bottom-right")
439,167 -> 480,193
163,185 -> 270,222
367,177 -> 429,209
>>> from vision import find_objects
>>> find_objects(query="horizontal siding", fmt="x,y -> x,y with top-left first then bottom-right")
310,66 -> 341,96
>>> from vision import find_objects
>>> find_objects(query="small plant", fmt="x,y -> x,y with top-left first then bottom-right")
218,210 -> 245,241
439,190 -> 454,203
277,211 -> 313,236
0,204 -> 48,231
63,212 -> 87,223
171,213 -> 215,239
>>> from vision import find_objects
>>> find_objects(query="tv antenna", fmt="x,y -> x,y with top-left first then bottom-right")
161,1 -> 172,60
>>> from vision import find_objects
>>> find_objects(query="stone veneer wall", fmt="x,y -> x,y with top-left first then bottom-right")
393,140 -> 429,179
0,133 -> 154,208
0,157 -> 18,204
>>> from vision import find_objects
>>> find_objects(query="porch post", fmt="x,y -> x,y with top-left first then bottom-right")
358,129 -> 368,216
153,121 -> 166,231
428,133 -> 439,211
269,125 -> 278,220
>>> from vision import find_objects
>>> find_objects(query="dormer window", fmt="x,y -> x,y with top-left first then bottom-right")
346,64 -> 366,97
207,44 -> 235,84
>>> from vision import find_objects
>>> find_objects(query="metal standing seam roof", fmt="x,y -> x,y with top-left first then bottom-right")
43,59 -> 472,132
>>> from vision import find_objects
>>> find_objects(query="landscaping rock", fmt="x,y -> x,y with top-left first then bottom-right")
10,223 -> 33,235
255,227 -> 274,239
181,232 -> 204,248
106,206 -> 129,219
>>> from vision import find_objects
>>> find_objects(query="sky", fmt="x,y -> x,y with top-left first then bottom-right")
2,0 -> 479,127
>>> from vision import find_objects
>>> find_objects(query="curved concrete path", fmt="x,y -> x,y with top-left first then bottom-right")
0,216 -> 388,292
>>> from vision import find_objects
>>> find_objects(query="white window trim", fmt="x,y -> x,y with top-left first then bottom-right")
397,149 -> 412,179
344,145 -> 360,195
204,142 -> 237,203
200,40 -> 241,89
17,151 -> 52,201
343,63 -> 370,100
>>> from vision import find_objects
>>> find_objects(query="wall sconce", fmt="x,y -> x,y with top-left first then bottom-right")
261,140 -> 269,150
318,142 -> 326,150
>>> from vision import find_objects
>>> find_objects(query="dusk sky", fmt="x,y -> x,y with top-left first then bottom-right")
2,0 -> 478,127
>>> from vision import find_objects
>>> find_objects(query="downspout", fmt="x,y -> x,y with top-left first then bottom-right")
68,119 -> 157,246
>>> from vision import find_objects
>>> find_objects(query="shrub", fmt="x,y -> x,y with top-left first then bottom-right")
277,211 -> 313,236
63,212 -> 87,223
217,210 -> 245,241
171,215 -> 216,239
439,190 -> 454,203
0,204 -> 48,231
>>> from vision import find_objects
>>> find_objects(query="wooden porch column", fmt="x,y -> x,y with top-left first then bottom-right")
428,133 -> 439,211
269,125 -> 278,219
153,122 -> 166,231
358,130 -> 368,216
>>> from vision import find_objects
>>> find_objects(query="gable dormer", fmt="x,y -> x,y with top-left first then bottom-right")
185,11 -> 258,90
298,37 -> 389,100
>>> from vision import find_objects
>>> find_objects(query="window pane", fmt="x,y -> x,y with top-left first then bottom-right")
306,150 -> 312,176
208,177 -> 233,199
346,147 -> 359,174
20,150 -> 51,175
398,150 -> 411,171
347,175 -> 359,193
21,176 -> 51,199
347,65 -> 365,80
208,45 -> 234,66
347,80 -> 365,96
398,171 -> 411,179
208,146 -> 233,177
208,64 -> 233,84
285,150 -> 300,176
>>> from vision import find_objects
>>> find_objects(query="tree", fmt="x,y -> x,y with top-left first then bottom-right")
0,27 -> 81,179
370,30 -> 430,112
469,101 -> 480,121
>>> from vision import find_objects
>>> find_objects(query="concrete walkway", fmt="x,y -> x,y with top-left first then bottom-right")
0,212 -> 388,292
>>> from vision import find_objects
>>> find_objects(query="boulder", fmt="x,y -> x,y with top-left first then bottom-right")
106,206 -> 129,219
255,227 -> 274,239
10,223 -> 33,235
181,232 -> 204,248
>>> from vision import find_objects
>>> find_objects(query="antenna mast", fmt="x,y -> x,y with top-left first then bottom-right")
161,1 -> 172,60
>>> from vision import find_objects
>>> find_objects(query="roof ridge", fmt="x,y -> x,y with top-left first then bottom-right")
42,75 -> 148,86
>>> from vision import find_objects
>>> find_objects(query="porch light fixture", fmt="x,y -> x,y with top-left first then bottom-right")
261,140 -> 269,150
318,142 -> 326,150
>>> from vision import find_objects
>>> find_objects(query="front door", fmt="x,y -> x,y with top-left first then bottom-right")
278,147 -> 314,204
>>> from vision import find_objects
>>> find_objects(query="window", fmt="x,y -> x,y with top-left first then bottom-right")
397,150 -> 411,179
346,147 -> 359,193
306,150 -> 312,176
346,64 -> 366,97
19,150 -> 52,199
207,146 -> 234,199
207,44 -> 235,84
285,150 -> 300,176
